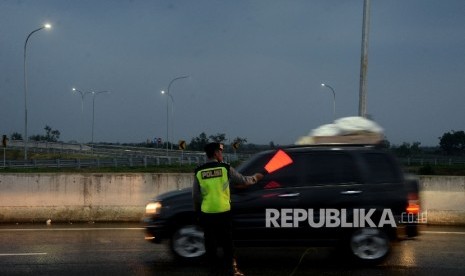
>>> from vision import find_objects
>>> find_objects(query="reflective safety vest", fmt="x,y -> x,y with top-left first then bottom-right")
195,162 -> 230,213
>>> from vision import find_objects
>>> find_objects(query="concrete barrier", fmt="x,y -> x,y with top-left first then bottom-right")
419,176 -> 465,225
0,173 -> 464,225
0,173 -> 194,223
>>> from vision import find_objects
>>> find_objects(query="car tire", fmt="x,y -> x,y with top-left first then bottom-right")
406,224 -> 418,237
348,228 -> 390,265
170,224 -> 205,260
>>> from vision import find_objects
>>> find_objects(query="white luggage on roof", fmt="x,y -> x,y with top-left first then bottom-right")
296,116 -> 384,145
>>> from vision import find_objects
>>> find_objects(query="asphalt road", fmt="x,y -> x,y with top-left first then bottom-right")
0,223 -> 464,276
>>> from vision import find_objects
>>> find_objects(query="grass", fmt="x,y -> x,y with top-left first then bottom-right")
405,163 -> 465,176
3,149 -> 97,160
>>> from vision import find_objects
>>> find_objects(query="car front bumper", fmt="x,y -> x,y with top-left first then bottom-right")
142,217 -> 170,243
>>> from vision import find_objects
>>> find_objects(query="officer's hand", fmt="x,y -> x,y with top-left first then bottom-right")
253,173 -> 264,183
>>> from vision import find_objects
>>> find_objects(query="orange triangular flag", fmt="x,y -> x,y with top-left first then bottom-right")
264,149 -> 293,173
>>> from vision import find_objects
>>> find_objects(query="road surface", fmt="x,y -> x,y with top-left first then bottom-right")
0,223 -> 463,275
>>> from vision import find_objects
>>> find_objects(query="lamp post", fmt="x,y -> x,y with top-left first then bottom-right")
321,83 -> 336,120
72,88 -> 92,144
161,75 -> 189,152
23,23 -> 52,160
91,91 -> 109,145
359,0 -> 371,118
160,90 -> 174,151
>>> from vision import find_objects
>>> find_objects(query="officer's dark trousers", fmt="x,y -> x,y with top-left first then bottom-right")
200,211 -> 234,275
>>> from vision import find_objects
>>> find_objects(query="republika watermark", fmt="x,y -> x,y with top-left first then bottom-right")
265,208 -> 427,228
401,210 -> 427,224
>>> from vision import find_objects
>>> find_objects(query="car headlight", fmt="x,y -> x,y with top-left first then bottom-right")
146,202 -> 162,215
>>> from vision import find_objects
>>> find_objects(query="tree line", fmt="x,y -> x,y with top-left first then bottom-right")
6,127 -> 465,156
389,130 -> 465,156
9,125 -> 61,142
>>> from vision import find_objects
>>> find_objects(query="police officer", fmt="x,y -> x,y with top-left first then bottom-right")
193,142 -> 263,276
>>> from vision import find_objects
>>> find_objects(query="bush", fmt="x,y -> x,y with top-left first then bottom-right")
418,163 -> 435,175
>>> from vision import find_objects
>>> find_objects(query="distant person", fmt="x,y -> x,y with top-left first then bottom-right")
193,142 -> 263,276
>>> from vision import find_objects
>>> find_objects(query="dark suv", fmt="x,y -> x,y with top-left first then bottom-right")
143,144 -> 420,265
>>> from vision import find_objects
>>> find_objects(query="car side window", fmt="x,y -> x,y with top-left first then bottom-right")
236,150 -> 364,189
261,157 -> 301,188
302,152 -> 361,186
236,151 -> 300,190
361,152 -> 401,183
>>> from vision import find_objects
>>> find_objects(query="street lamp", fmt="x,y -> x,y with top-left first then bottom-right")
321,83 -> 336,120
23,23 -> 52,160
91,91 -> 109,145
160,75 -> 189,152
72,88 -> 92,144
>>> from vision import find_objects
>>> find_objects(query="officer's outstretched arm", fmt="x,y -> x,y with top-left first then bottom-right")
230,167 -> 264,188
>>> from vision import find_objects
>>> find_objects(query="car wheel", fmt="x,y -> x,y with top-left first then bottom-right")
170,225 -> 205,260
406,224 -> 418,238
348,228 -> 390,265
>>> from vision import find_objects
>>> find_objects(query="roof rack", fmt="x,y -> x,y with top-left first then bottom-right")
285,143 -> 380,149
293,133 -> 384,148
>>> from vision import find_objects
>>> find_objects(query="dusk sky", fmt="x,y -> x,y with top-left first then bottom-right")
1,0 -> 464,147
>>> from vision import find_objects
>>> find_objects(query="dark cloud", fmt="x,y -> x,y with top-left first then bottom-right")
1,0 -> 464,146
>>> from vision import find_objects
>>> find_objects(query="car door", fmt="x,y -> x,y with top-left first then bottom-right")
231,150 -> 305,244
231,149 -> 367,244
288,150 -> 366,241
357,151 -> 407,218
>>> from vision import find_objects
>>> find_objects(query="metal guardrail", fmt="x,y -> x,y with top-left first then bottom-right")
2,141 -> 249,169
2,156 -> 205,169
400,158 -> 465,166
5,140 -> 463,169
3,157 -> 463,170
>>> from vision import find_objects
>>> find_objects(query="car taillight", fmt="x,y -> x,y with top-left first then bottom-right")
406,193 -> 420,215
